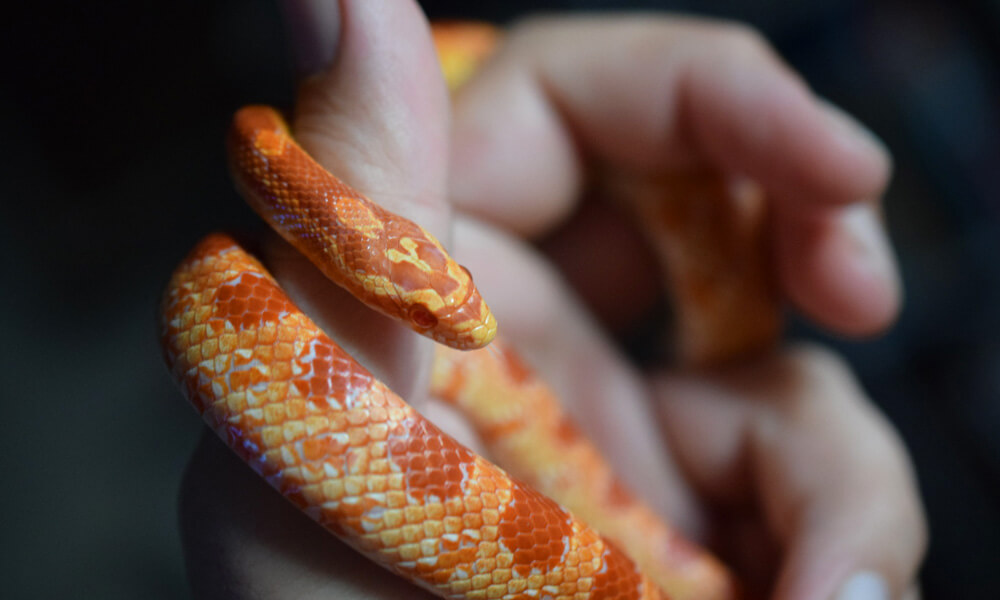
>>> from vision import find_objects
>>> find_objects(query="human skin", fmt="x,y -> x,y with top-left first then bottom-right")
177,2 -> 926,599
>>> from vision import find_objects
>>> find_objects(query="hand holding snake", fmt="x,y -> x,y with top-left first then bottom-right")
168,2 -> 925,599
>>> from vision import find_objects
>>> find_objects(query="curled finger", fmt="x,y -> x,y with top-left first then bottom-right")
654,345 -> 927,599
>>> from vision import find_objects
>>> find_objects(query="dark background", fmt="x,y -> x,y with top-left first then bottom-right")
2,0 -> 998,597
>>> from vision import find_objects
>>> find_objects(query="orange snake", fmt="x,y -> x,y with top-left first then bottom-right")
160,24 -> 779,600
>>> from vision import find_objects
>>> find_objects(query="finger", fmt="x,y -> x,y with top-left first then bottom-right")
284,0 -> 450,234
450,214 -> 705,538
775,202 -> 900,336
653,345 -> 927,599
449,16 -> 898,335
180,432 -> 438,600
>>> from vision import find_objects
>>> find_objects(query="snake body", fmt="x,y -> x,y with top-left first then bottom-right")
161,23 -> 779,600
162,233 -> 662,599
431,342 -> 736,600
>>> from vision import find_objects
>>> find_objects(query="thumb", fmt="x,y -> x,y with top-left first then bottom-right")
283,0 -> 451,235
262,0 -> 450,398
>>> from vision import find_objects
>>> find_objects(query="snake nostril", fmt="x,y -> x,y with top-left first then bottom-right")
409,304 -> 439,330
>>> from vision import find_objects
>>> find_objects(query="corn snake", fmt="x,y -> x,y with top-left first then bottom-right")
160,23 -> 779,600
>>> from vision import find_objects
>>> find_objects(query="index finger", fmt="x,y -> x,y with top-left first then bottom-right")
449,15 -> 899,336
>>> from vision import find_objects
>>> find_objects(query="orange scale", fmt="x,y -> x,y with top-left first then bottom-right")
388,438 -> 409,456
263,296 -> 284,311
309,377 -> 331,395
429,568 -> 456,585
327,411 -> 348,432
248,367 -> 270,386
347,427 -> 368,447
443,483 -> 463,499
426,467 -> 447,486
442,463 -> 462,481
237,329 -> 257,349
368,406 -> 388,423
338,497 -> 368,519
284,398 -> 306,419
301,437 -> 333,462
345,448 -> 370,475
477,480 -> 499,497
292,380 -> 311,398
511,549 -> 536,567
426,452 -> 446,469
444,497 -> 465,516
233,349 -> 255,367
407,469 -> 428,491
229,294 -> 250,314
257,324 -> 277,344
247,296 -> 266,313
558,581 -> 579,596
215,285 -> 235,302
270,360 -> 291,381
276,326 -> 296,343
229,370 -> 251,390
406,438 -> 427,454
346,408 -> 370,426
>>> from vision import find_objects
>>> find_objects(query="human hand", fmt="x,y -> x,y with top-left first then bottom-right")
177,2 -> 925,599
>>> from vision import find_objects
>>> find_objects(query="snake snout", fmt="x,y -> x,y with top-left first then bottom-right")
432,285 -> 497,350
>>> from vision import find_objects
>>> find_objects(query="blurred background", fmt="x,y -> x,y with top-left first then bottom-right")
2,0 -> 998,597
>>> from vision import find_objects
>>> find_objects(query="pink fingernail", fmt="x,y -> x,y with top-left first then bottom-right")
835,571 -> 890,600
842,204 -> 900,296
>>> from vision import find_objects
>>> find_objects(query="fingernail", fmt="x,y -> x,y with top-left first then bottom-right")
280,0 -> 342,77
834,571 -> 890,600
819,99 -> 888,160
842,204 -> 898,287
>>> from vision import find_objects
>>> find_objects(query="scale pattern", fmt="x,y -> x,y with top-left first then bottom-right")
161,234 -> 668,600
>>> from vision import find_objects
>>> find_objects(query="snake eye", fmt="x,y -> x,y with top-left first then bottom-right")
409,304 -> 438,329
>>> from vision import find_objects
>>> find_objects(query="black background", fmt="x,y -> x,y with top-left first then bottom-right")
2,0 -> 999,597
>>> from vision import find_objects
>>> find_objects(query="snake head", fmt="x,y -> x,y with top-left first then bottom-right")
383,221 -> 497,350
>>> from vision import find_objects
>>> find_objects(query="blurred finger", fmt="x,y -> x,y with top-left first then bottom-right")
449,15 -> 898,335
285,0 -> 450,234
654,345 -> 927,599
